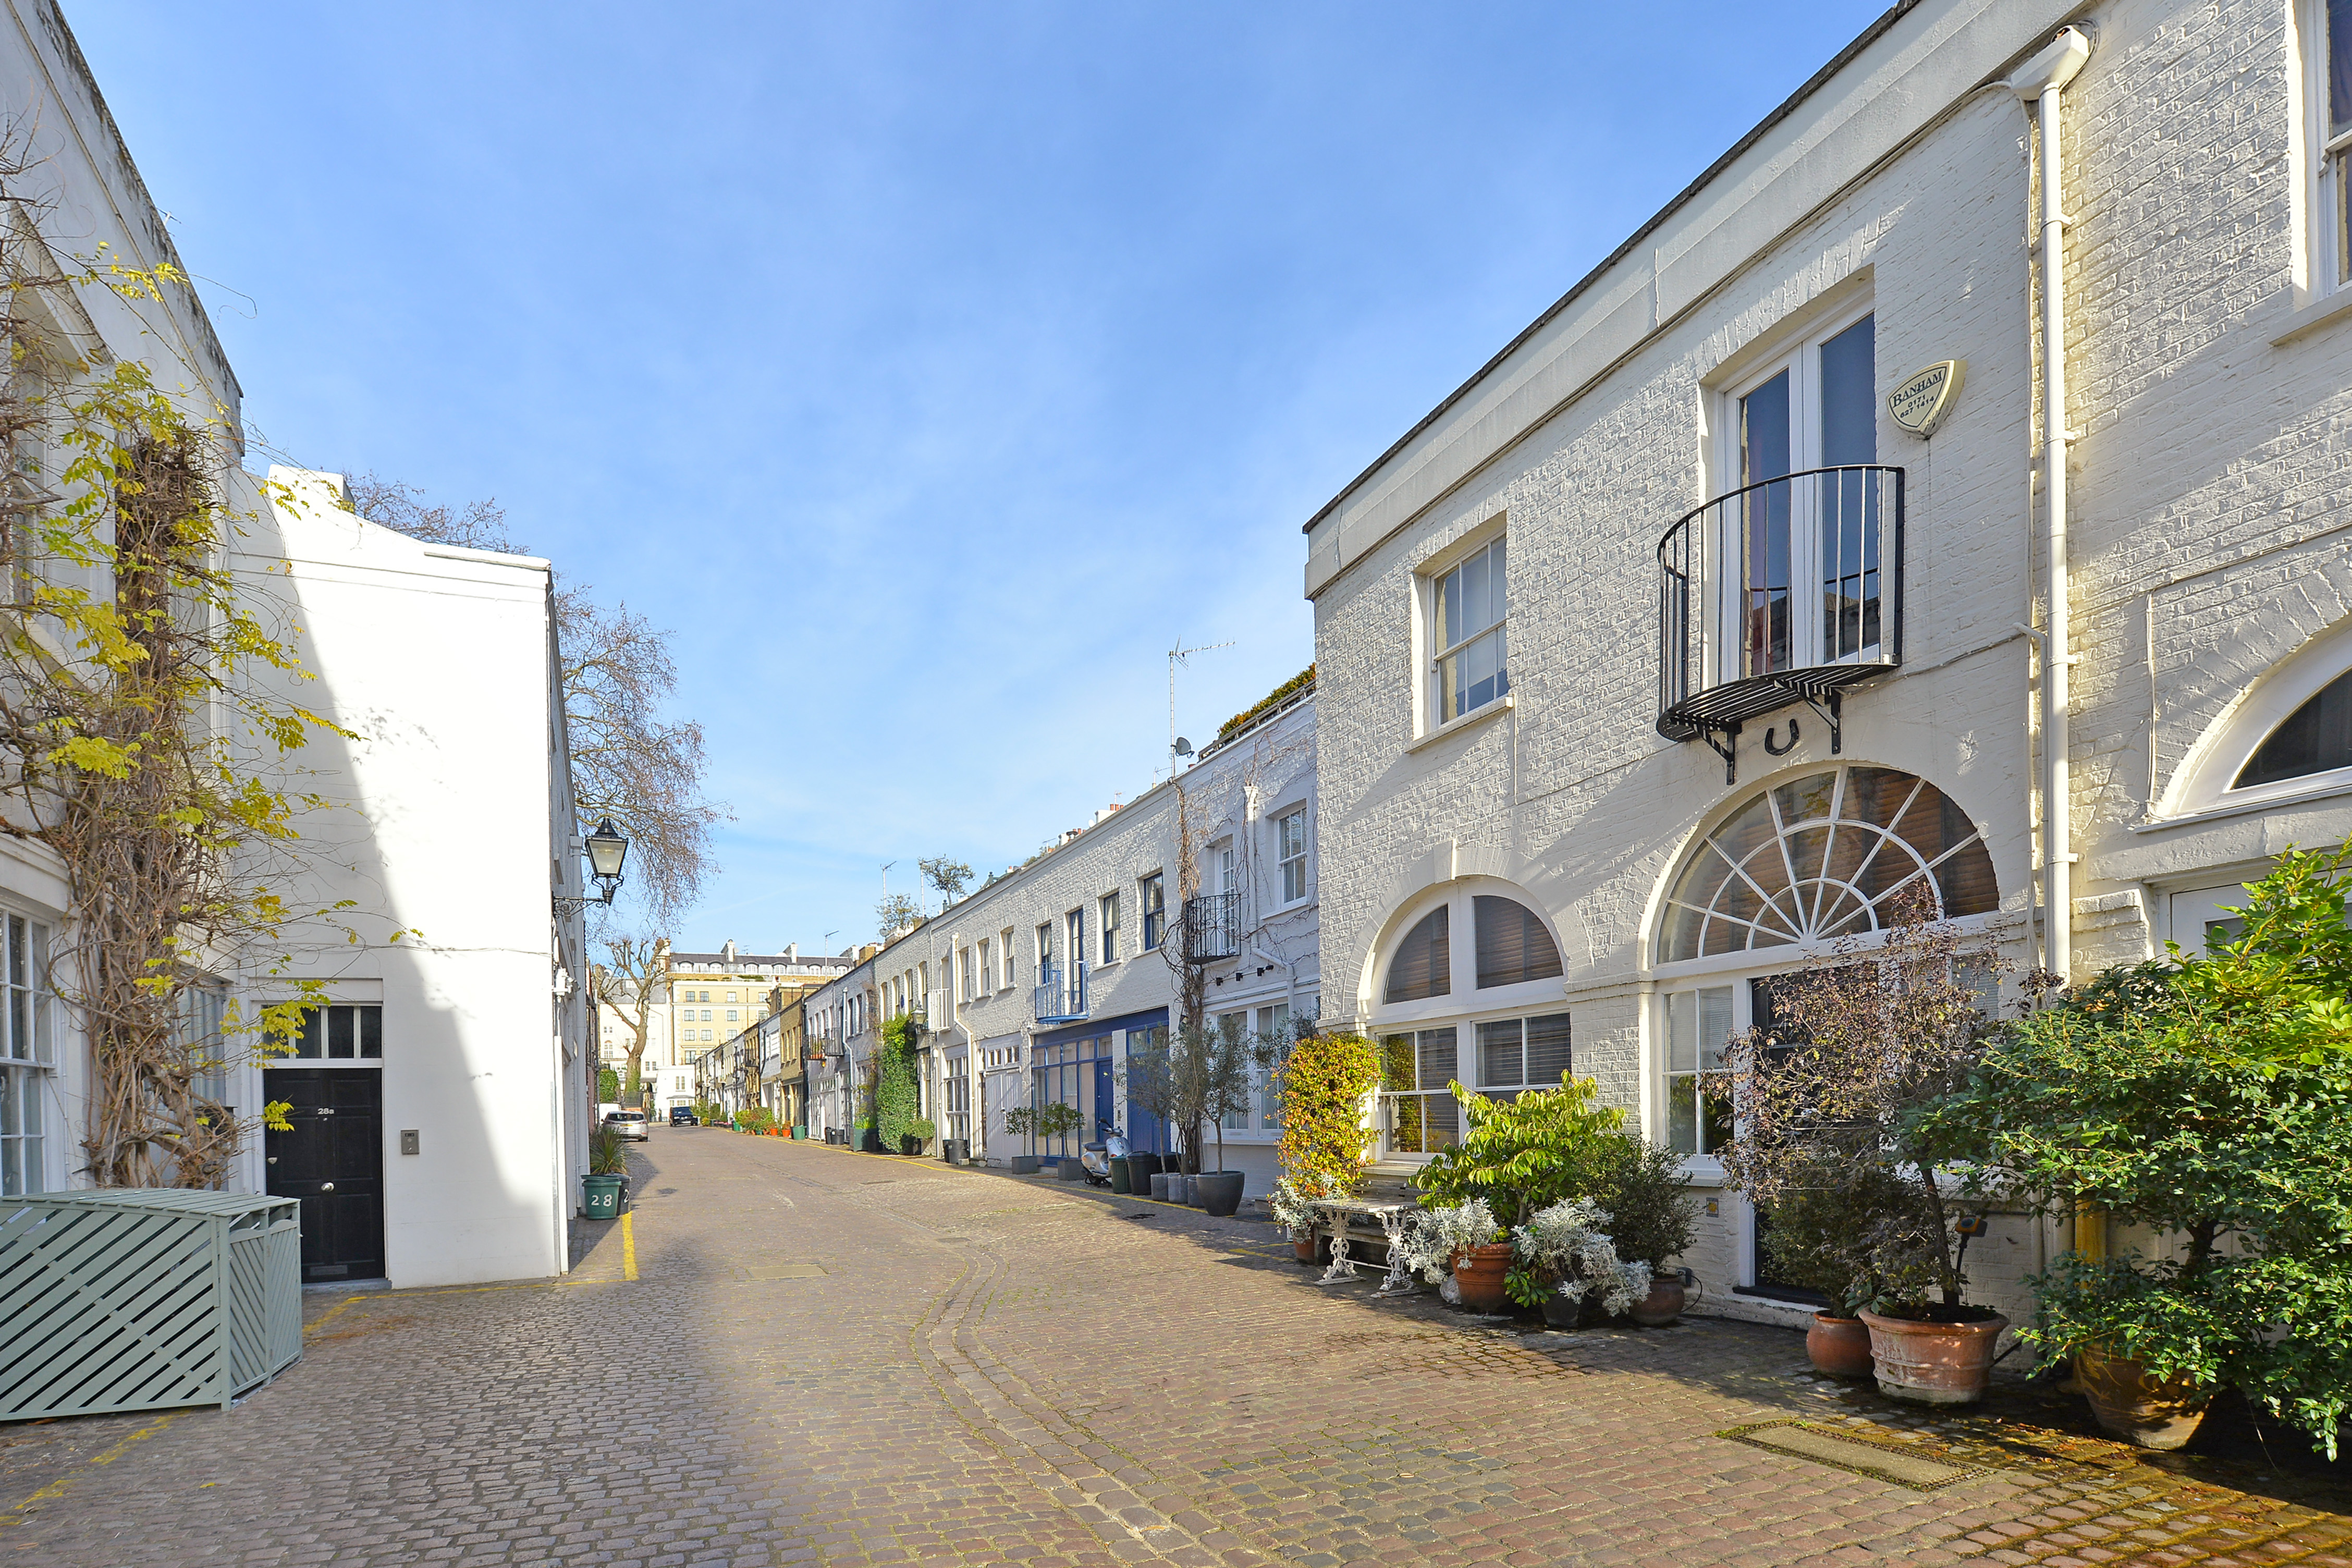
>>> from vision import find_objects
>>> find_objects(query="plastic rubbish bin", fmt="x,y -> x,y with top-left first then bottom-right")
582,1174 -> 623,1219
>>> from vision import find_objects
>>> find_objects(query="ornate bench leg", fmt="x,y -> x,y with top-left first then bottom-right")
1316,1220 -> 1361,1284
1375,1210 -> 1415,1295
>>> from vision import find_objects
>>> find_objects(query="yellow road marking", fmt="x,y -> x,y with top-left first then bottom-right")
622,1209 -> 638,1281
0,1410 -> 181,1529
305,1294 -> 364,1337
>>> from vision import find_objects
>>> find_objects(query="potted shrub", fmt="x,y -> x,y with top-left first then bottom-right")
1749,1173 -> 1916,1377
1395,1198 -> 1504,1309
1594,1135 -> 1702,1326
1191,1022 -> 1259,1217
1508,1197 -> 1651,1329
583,1125 -> 628,1218
1267,1177 -> 1321,1264
1721,892 -> 2010,1404
903,1116 -> 936,1156
1927,848 -> 2352,1454
1002,1106 -> 1040,1173
1415,1073 -> 1626,1312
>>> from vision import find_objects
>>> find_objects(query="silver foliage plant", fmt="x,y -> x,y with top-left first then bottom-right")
1514,1198 -> 1653,1316
1266,1177 -> 1318,1239
1394,1198 -> 1502,1292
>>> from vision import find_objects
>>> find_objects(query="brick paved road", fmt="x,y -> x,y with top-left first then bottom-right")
4,1132 -> 2347,1566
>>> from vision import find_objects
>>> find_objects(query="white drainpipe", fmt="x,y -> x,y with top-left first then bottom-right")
2012,26 -> 2092,983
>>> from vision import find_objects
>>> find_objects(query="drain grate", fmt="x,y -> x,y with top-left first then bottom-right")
1716,1420 -> 1990,1491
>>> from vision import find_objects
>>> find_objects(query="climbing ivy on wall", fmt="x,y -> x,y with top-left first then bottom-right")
1273,1030 -> 1381,1197
875,1012 -> 923,1148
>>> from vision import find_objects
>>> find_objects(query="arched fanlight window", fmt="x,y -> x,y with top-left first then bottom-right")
2234,668 -> 2352,789
1473,896 -> 1563,988
1384,906 -> 1451,1003
1656,765 -> 1997,963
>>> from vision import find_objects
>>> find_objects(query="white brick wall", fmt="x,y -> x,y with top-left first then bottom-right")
1306,0 -> 2352,1325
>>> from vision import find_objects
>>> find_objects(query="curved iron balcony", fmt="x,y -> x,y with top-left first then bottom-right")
1656,464 -> 1904,760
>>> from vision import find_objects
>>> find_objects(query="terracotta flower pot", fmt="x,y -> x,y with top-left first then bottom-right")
1628,1276 -> 1686,1327
1807,1313 -> 1875,1378
1859,1309 -> 2010,1405
2076,1342 -> 2212,1450
1293,1234 -> 1317,1264
1453,1242 -> 1514,1314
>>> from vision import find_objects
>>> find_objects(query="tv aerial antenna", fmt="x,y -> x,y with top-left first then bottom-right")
1168,637 -> 1235,774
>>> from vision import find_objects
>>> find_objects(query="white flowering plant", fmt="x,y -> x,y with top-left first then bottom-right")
1508,1197 -> 1653,1317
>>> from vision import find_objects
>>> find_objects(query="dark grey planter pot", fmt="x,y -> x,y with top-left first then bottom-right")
1009,1155 -> 1040,1174
1148,1172 -> 1173,1201
1194,1172 -> 1245,1217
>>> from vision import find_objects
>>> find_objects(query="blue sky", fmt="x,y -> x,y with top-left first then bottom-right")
72,1 -> 1888,955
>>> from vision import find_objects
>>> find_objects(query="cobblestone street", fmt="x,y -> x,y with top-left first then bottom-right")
4,1131 -> 2347,1567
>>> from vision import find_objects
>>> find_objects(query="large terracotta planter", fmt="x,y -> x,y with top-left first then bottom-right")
2076,1343 -> 2212,1450
1807,1313 -> 1875,1378
1453,1243 -> 1514,1314
1293,1234 -> 1317,1264
1859,1309 -> 2010,1405
1628,1276 -> 1686,1327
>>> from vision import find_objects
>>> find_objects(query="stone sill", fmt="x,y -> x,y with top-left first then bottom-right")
1405,692 -> 1514,755
2270,284 -> 2352,346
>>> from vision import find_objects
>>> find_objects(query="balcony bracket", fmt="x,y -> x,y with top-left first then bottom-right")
1700,721 -> 1742,786
1800,689 -> 1845,756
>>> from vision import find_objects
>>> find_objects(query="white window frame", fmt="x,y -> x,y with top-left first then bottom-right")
1425,534 -> 1510,730
1098,892 -> 1119,966
999,928 -> 1016,989
1274,806 -> 1309,904
0,910 -> 53,1197
1708,300 -> 1879,690
1139,872 -> 1165,950
2303,0 -> 2352,296
978,938 -> 993,996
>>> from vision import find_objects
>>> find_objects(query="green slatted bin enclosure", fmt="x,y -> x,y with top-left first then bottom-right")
0,1188 -> 303,1420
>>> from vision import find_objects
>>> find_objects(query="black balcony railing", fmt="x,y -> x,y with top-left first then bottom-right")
1032,962 -> 1087,1024
1657,464 -> 1903,782
1183,891 -> 1241,963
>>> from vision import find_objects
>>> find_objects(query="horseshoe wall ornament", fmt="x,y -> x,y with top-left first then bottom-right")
1762,718 -> 1800,757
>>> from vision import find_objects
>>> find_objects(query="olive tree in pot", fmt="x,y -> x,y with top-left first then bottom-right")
1721,891 -> 2012,1405
1191,1022 -> 1259,1217
1001,1105 -> 1042,1174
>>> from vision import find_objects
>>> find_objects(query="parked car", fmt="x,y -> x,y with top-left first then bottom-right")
668,1107 -> 699,1126
604,1109 -> 651,1141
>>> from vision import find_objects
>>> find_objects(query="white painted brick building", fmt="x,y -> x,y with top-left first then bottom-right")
801,691 -> 1316,1200
1303,0 -> 2352,1327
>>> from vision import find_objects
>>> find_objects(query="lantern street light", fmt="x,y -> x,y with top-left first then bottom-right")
557,817 -> 630,912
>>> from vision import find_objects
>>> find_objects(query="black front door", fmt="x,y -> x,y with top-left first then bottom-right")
266,1068 -> 385,1283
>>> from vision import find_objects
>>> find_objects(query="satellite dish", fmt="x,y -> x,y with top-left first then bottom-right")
1173,737 -> 1194,757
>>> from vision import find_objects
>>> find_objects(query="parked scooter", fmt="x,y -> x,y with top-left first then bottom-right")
1077,1129 -> 1129,1187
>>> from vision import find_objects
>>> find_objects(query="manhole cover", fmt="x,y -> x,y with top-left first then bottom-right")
729,1263 -> 827,1283
1716,1420 -> 1988,1491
